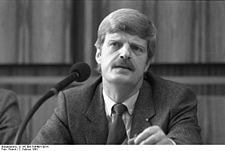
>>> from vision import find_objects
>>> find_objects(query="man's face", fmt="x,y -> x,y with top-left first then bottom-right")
95,32 -> 150,86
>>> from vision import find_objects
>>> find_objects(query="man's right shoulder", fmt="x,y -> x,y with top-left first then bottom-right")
61,76 -> 102,104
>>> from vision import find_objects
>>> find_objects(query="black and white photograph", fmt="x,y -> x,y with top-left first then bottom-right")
0,0 -> 225,150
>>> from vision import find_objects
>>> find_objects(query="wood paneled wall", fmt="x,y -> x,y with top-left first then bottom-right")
0,0 -> 17,63
1,1 -> 225,64
198,96 -> 225,144
78,0 -> 225,64
0,0 -> 72,64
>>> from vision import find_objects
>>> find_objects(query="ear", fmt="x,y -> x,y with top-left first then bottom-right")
144,60 -> 151,72
95,49 -> 101,64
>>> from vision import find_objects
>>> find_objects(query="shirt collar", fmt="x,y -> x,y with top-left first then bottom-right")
103,89 -> 139,116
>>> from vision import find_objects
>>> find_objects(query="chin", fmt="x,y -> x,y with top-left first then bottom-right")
110,75 -> 134,85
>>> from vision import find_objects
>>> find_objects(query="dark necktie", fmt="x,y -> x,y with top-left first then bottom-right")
107,103 -> 128,144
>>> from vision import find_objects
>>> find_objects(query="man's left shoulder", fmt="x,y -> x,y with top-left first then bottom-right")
146,71 -> 193,91
144,72 -> 197,104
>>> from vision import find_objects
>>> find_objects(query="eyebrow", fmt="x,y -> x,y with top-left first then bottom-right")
106,34 -> 147,48
130,42 -> 145,48
108,39 -> 145,47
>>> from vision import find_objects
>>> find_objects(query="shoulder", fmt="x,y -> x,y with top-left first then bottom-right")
58,76 -> 102,111
0,88 -> 17,99
145,71 -> 195,95
62,76 -> 102,101
144,72 -> 197,107
0,89 -> 18,111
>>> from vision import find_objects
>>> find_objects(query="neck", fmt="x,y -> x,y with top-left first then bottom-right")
102,78 -> 143,103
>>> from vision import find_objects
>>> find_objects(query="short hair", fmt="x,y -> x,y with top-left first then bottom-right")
94,8 -> 157,60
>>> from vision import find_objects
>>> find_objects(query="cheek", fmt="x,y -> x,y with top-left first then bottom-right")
100,52 -> 112,68
136,58 -> 149,71
102,50 -> 118,62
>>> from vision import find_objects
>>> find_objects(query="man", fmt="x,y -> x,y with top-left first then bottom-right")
0,89 -> 21,144
32,8 -> 202,144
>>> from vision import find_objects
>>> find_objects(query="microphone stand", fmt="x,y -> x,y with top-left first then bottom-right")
14,90 -> 56,144
13,62 -> 90,144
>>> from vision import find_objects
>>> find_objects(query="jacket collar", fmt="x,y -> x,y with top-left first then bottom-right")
84,75 -> 156,142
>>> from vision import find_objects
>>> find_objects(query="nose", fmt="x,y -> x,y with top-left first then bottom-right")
119,44 -> 131,60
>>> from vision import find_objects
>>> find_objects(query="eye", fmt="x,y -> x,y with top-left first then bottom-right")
109,41 -> 122,50
130,44 -> 144,55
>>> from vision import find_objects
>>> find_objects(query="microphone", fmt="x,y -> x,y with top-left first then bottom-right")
14,62 -> 91,144
51,62 -> 91,94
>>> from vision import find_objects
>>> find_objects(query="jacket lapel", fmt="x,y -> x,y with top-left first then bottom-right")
130,80 -> 156,138
81,77 -> 156,143
84,83 -> 108,144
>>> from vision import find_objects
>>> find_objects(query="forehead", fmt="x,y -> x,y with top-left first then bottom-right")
104,32 -> 147,47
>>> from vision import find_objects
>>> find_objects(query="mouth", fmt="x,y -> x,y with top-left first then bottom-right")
113,65 -> 132,71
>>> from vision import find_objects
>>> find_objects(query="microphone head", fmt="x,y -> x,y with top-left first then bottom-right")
70,62 -> 91,82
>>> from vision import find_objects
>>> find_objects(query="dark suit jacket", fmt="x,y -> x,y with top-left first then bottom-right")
0,89 -> 21,144
32,72 -> 202,144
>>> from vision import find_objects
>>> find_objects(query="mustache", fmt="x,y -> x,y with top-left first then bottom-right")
112,59 -> 135,71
